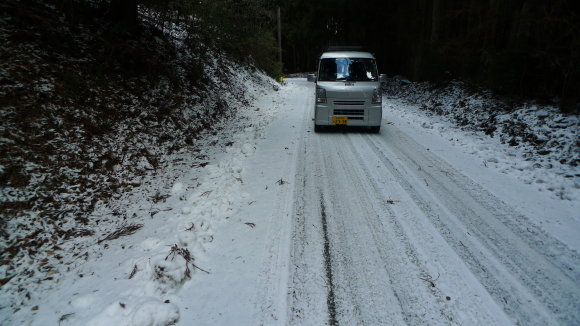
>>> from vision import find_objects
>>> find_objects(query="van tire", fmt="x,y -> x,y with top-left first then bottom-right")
370,125 -> 380,133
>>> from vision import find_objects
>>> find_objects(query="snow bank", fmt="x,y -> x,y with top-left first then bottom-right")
384,78 -> 580,201
87,297 -> 179,326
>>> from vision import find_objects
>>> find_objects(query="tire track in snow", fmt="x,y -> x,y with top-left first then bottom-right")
320,130 -> 474,325
320,192 -> 339,326
285,117 -> 335,325
291,127 -> 487,325
339,131 -> 516,324
359,125 -> 580,325
289,129 -> 417,325
253,82 -> 313,326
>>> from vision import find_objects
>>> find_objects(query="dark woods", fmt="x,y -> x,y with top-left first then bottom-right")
3,0 -> 578,112
279,0 -> 579,113
3,0 -> 282,78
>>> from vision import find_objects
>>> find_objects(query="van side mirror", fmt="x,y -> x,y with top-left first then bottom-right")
307,74 -> 317,82
379,74 -> 387,82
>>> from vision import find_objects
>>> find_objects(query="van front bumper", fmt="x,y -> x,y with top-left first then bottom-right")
314,102 -> 382,126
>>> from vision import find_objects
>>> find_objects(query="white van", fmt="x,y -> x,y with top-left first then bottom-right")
308,47 -> 387,133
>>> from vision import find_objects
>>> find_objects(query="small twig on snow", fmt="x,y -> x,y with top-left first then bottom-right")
165,244 -> 210,276
386,198 -> 399,205
98,223 -> 143,244
128,264 -> 138,279
419,273 -> 440,288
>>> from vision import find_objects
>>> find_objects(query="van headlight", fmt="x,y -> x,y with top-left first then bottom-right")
316,88 -> 327,103
372,89 -> 382,104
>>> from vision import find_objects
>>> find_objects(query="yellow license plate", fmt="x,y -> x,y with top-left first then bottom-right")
332,116 -> 348,125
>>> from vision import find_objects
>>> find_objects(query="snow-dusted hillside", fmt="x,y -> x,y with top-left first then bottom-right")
1,2 -> 278,322
383,77 -> 580,201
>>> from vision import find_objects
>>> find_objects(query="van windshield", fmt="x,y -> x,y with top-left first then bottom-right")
318,58 -> 378,81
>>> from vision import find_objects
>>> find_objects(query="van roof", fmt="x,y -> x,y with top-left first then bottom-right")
320,51 -> 376,59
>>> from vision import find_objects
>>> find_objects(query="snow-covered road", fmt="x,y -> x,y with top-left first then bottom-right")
189,78 -> 580,325
9,78 -> 579,326
249,79 -> 580,325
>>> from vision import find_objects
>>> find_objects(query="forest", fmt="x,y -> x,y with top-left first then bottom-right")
279,0 -> 579,113
3,0 -> 577,112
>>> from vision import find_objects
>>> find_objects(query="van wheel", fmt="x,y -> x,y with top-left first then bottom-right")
314,124 -> 322,132
370,125 -> 380,133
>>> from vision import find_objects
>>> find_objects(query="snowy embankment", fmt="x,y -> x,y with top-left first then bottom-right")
0,2 -> 282,323
2,72 -> 285,326
383,78 -> 580,201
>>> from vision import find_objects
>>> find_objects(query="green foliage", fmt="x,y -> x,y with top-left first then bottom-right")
193,0 -> 281,77
135,0 -> 282,78
31,0 -> 282,80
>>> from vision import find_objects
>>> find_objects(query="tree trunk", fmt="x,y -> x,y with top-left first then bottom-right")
516,1 -> 532,41
508,5 -> 522,45
484,0 -> 500,50
412,0 -> 428,80
431,0 -> 441,43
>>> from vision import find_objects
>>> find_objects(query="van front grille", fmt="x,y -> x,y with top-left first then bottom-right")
334,109 -> 365,116
334,100 -> 365,106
